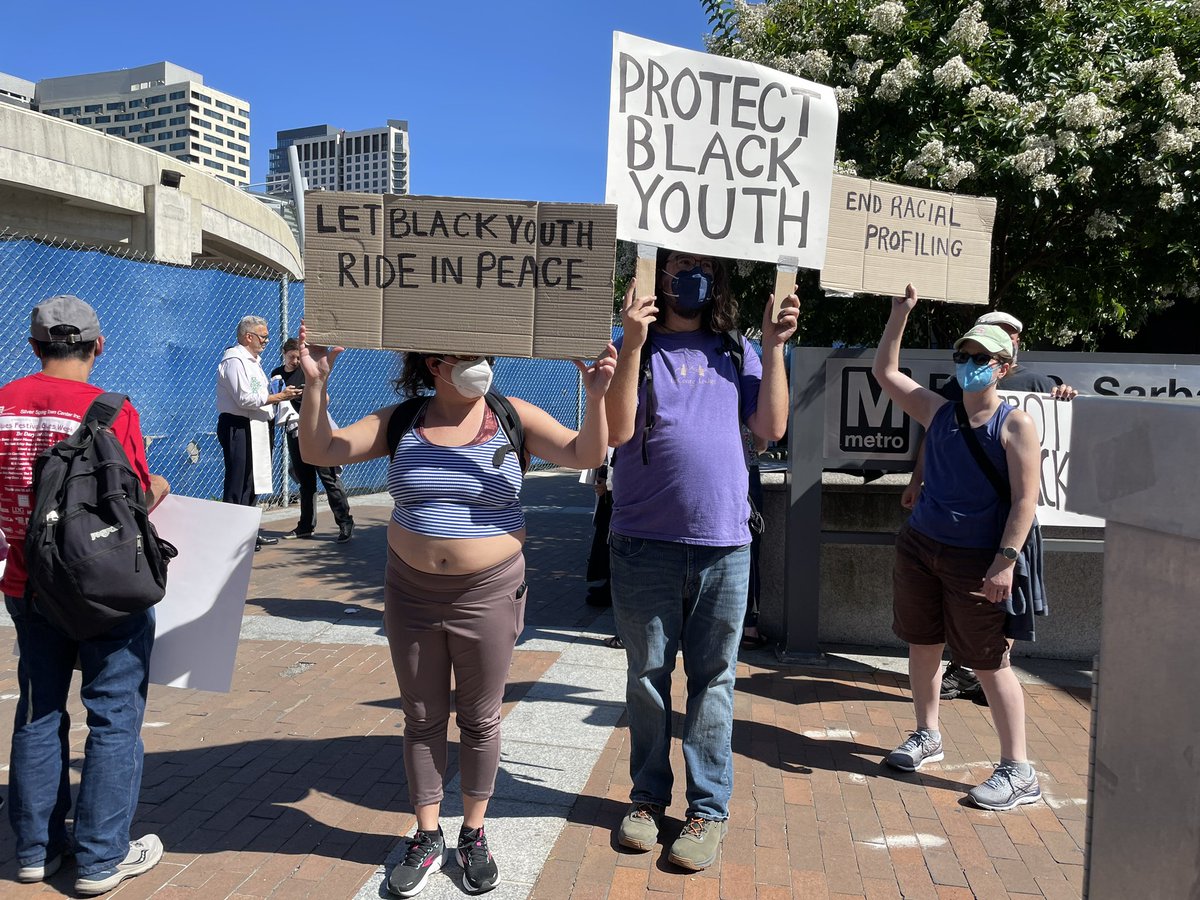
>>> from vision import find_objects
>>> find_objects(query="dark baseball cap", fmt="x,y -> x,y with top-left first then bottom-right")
30,295 -> 101,343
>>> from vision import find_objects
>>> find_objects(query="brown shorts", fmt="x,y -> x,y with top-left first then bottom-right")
892,524 -> 1011,671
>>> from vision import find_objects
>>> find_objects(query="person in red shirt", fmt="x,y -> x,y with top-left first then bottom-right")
1,295 -> 169,895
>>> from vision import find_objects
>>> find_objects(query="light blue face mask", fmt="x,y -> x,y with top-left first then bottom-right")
956,360 -> 997,393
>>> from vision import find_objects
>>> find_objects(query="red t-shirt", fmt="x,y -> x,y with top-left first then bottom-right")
0,373 -> 151,598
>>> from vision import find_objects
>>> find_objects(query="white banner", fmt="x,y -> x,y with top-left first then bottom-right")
605,31 -> 838,267
997,391 -> 1103,528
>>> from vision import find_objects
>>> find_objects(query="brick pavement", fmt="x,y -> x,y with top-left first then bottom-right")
0,472 -> 1090,898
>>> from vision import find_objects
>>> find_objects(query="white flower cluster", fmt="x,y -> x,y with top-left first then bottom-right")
966,85 -> 1020,116
1006,135 -> 1056,176
947,2 -> 988,51
1138,161 -> 1166,186
848,59 -> 885,86
867,1 -> 907,36
1096,126 -> 1125,146
1154,123 -> 1199,156
933,55 -> 976,90
1125,50 -> 1185,89
1060,93 -> 1114,130
1043,0 -> 1068,14
794,48 -> 833,81
903,160 -> 928,179
1019,101 -> 1049,127
940,159 -> 976,190
1085,211 -> 1119,240
1070,166 -> 1093,185
1167,90 -> 1200,125
846,33 -> 873,56
917,139 -> 946,166
834,158 -> 860,176
1158,190 -> 1185,211
835,86 -> 859,111
1056,131 -> 1078,152
1031,173 -> 1059,192
875,56 -> 921,101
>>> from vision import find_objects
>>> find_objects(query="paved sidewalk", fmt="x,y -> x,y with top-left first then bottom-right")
0,472 -> 1090,898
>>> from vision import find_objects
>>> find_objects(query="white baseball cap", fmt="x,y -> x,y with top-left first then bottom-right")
974,311 -> 1024,333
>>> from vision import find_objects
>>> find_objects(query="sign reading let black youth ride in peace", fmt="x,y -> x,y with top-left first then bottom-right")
605,32 -> 839,268
303,192 -> 617,359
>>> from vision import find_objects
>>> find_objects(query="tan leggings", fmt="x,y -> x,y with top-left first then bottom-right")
384,548 -> 526,807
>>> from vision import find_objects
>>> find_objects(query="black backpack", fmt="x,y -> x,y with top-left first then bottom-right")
386,389 -> 528,472
24,392 -> 178,640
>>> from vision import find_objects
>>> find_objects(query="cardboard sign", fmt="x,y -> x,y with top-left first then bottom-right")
605,32 -> 838,268
822,175 -> 996,303
303,192 -> 617,359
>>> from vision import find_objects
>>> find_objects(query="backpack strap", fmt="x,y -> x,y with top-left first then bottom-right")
484,390 -> 527,473
954,402 -> 1010,500
83,392 -> 127,431
386,396 -> 431,458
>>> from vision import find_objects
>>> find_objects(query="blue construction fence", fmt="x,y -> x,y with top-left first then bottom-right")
0,234 -> 591,506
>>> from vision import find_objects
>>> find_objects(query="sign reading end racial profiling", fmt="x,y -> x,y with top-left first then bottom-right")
822,175 -> 997,304
605,32 -> 839,267
303,192 -> 617,359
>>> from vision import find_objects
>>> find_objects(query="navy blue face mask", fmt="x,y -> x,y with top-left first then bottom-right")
666,265 -> 714,314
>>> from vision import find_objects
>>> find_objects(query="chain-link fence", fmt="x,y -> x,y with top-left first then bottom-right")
0,231 -> 589,510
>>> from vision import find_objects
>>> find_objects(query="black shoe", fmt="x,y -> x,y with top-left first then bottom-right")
282,528 -> 315,540
255,535 -> 278,550
584,584 -> 611,607
336,520 -> 355,544
456,825 -> 499,894
940,662 -> 984,701
388,829 -> 445,898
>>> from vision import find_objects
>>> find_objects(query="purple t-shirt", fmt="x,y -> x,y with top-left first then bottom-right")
610,328 -> 762,546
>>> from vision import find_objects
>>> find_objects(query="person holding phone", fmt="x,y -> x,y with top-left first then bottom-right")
296,325 -> 615,897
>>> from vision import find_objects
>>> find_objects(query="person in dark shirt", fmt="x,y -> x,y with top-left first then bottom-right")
270,338 -> 355,543
902,311 -> 1076,703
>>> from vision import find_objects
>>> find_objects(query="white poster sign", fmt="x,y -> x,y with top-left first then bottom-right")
997,391 -> 1103,528
148,495 -> 260,692
605,31 -> 839,267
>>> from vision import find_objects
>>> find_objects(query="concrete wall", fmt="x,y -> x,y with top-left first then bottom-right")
757,471 -> 1104,661
0,104 -> 298,276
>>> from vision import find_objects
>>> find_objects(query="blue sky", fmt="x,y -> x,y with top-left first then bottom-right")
2,0 -> 712,202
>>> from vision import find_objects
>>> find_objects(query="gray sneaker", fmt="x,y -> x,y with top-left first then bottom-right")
968,763 -> 1042,810
16,853 -> 62,883
885,730 -> 944,771
75,834 -> 163,896
617,802 -> 663,851
668,817 -> 728,871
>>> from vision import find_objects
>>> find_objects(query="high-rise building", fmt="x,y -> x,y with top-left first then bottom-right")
266,120 -> 410,196
33,62 -> 251,187
0,72 -> 35,109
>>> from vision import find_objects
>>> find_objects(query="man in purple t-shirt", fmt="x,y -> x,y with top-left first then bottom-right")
606,248 -> 797,871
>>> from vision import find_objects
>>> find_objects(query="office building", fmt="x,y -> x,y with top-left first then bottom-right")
0,72 -> 36,108
266,120 -> 410,196
34,62 -> 250,187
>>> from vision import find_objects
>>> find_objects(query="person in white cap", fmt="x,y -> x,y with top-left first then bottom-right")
902,309 -> 1075,704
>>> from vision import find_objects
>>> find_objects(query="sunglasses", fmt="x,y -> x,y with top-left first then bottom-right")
952,351 -> 1001,365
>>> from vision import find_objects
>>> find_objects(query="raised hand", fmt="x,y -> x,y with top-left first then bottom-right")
298,320 -> 344,381
575,342 -> 618,397
893,283 -> 918,314
763,293 -> 800,348
620,278 -> 659,350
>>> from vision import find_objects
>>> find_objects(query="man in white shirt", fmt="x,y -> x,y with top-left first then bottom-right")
216,315 -> 300,550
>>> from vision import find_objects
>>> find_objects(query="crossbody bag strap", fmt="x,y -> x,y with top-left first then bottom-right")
953,402 -> 1009,501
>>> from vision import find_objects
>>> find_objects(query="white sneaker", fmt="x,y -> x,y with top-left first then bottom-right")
75,834 -> 163,895
16,853 -> 62,883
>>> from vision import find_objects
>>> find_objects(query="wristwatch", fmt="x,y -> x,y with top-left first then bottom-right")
999,546 -> 1019,561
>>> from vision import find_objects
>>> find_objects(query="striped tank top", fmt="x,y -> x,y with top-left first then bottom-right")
387,408 -> 525,538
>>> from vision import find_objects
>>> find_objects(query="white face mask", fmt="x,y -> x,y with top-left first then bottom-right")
443,357 -> 493,398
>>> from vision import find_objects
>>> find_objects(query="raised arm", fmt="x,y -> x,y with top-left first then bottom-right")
608,279 -> 657,448
747,289 -> 799,442
514,344 -> 616,469
871,286 -> 946,429
296,323 -> 391,466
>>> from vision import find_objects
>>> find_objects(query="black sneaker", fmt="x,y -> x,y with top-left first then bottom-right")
282,527 -> 315,540
940,662 -> 983,701
387,829 -> 446,898
336,519 -> 355,544
457,825 -> 500,894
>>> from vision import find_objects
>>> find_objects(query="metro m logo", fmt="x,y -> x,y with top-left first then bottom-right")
840,367 -> 911,454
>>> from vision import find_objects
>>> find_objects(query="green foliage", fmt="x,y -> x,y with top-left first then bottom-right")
704,0 -> 1200,349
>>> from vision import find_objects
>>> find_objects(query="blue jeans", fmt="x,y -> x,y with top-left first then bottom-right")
609,534 -> 749,821
5,595 -> 153,876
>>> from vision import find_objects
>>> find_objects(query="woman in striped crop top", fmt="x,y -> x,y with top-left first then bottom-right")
296,323 -> 615,897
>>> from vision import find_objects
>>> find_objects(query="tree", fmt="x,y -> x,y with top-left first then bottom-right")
699,0 -> 1200,349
